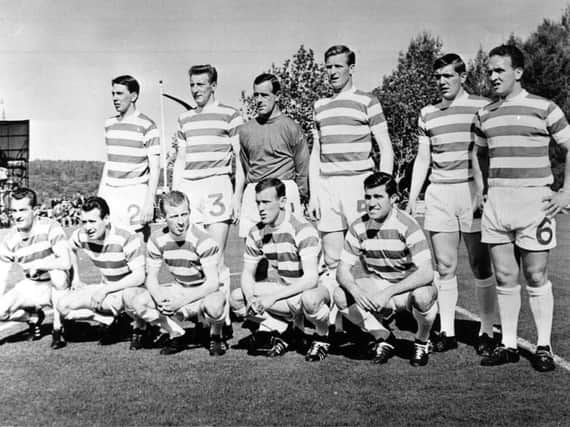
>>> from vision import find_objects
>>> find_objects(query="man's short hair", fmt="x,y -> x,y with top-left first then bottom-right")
112,75 -> 140,95
363,172 -> 397,197
433,53 -> 466,74
255,178 -> 286,198
81,196 -> 110,219
10,187 -> 37,208
160,190 -> 190,215
189,64 -> 218,84
324,45 -> 356,66
253,73 -> 281,95
489,44 -> 525,69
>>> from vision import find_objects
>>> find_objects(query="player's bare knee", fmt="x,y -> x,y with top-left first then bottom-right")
122,287 -> 145,312
203,293 -> 226,320
229,288 -> 245,311
56,296 -> 72,316
435,256 -> 456,279
493,267 -> 519,287
50,270 -> 70,290
333,287 -> 348,310
522,267 -> 547,288
411,285 -> 437,311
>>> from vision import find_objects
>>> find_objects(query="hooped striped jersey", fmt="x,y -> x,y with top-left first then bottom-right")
147,224 -> 220,287
418,93 -> 490,184
69,225 -> 144,283
313,87 -> 387,176
244,213 -> 321,281
0,218 -> 68,280
341,208 -> 432,283
176,101 -> 243,180
104,111 -> 160,187
474,90 -> 570,187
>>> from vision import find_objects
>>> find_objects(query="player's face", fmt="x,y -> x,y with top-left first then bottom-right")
488,55 -> 522,98
325,53 -> 353,92
253,81 -> 277,118
112,84 -> 137,115
80,208 -> 108,241
190,73 -> 216,108
435,64 -> 465,101
164,202 -> 190,238
256,187 -> 285,225
10,197 -> 35,232
364,184 -> 395,221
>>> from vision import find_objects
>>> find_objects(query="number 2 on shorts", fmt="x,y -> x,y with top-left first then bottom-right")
208,193 -> 226,217
127,204 -> 141,226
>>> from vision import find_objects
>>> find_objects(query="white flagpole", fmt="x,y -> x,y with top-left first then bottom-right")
159,80 -> 168,192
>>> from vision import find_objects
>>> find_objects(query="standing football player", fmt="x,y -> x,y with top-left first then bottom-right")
237,73 -> 309,238
98,75 -> 160,241
407,53 -> 497,356
0,188 -> 71,349
473,45 -> 570,372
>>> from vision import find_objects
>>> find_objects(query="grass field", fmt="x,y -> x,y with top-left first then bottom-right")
0,217 -> 569,426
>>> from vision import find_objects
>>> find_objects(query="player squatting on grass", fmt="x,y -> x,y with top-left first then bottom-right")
1,44 -> 568,373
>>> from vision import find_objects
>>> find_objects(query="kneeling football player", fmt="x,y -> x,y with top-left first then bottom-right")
57,196 -> 146,346
335,172 -> 438,366
0,188 -> 72,349
126,191 -> 228,356
230,178 -> 323,358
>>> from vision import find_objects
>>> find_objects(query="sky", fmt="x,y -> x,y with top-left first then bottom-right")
1,0 -> 568,161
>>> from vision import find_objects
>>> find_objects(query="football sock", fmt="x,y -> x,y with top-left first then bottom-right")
527,281 -> 553,348
435,275 -> 458,337
413,303 -> 437,343
340,304 -> 389,341
303,303 -> 330,337
496,284 -> 521,349
65,309 -> 114,326
51,288 -> 67,330
475,275 -> 497,337
158,316 -> 185,339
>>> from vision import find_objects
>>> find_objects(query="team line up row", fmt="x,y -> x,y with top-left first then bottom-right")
2,43 -> 570,373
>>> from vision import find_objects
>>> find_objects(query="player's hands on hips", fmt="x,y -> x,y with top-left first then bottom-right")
543,189 -> 570,218
306,196 -> 321,222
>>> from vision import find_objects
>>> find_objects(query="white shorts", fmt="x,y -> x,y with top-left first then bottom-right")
177,175 -> 233,225
239,180 -> 302,238
353,276 -> 414,315
317,173 -> 368,232
63,284 -> 131,316
424,181 -> 480,233
5,279 -> 53,308
482,186 -> 556,251
99,183 -> 148,232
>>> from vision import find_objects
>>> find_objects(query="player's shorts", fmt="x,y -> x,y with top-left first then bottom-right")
65,284 -> 131,316
317,173 -> 368,232
99,183 -> 148,232
424,181 -> 481,233
482,186 -> 556,251
239,180 -> 302,238
5,279 -> 53,309
349,276 -> 414,316
177,175 -> 233,225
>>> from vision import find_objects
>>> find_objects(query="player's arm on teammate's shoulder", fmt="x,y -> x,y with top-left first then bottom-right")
407,129 -> 431,215
307,125 -> 321,221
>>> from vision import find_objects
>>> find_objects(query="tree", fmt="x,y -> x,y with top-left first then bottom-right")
373,32 -> 443,195
465,46 -> 493,98
240,45 -> 332,150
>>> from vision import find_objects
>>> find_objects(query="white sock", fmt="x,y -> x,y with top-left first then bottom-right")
435,276 -> 458,336
157,316 -> 185,338
51,289 -> 67,330
340,304 -> 388,341
496,284 -> 521,349
475,276 -> 497,337
527,281 -> 553,348
413,303 -> 438,343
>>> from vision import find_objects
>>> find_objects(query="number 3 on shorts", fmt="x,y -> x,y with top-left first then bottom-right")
536,217 -> 553,245
208,193 -> 226,217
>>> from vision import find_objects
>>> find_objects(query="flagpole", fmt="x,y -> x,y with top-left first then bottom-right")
159,80 -> 168,193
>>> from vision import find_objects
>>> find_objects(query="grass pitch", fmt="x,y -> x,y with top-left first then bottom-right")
0,218 -> 569,425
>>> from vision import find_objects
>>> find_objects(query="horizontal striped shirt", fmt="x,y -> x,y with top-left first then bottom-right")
341,208 -> 431,283
70,226 -> 144,283
147,224 -> 220,287
244,214 -> 321,280
314,87 -> 387,176
0,218 -> 67,280
104,111 -> 160,187
177,101 -> 243,180
474,90 -> 570,187
419,93 -> 490,183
